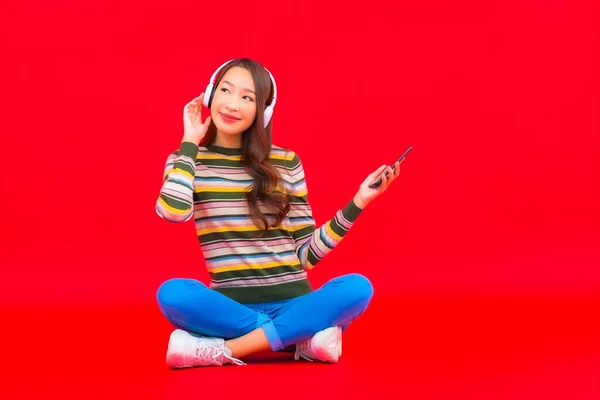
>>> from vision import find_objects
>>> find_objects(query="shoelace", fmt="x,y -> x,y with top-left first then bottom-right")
295,339 -> 316,362
193,341 -> 246,366
223,354 -> 246,366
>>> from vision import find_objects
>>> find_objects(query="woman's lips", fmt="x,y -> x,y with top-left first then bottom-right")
220,113 -> 240,124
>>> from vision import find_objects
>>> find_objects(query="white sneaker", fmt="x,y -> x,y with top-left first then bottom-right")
294,326 -> 342,363
166,329 -> 245,368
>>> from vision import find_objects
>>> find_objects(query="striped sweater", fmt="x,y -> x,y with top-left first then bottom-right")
156,141 -> 363,304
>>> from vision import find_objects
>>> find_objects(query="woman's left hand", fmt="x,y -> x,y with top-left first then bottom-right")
353,161 -> 401,209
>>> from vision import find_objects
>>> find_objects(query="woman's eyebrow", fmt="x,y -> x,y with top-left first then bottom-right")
222,80 -> 256,95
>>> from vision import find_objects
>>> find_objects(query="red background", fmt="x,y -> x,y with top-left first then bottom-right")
1,0 -> 598,303
1,1 -> 598,398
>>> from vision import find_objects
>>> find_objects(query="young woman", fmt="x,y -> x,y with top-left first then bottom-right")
155,58 -> 402,367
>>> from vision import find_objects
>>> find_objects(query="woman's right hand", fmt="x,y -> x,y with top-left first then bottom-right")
182,93 -> 212,145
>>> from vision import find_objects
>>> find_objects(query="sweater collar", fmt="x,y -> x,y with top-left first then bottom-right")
206,144 -> 243,156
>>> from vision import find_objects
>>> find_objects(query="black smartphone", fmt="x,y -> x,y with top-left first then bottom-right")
368,146 -> 412,189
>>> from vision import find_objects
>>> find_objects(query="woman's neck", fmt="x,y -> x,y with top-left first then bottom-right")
212,131 -> 243,148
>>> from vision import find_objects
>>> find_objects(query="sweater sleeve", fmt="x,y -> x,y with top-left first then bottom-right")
155,141 -> 199,223
285,151 -> 363,270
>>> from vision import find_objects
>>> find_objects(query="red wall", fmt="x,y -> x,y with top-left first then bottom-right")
1,1 -> 598,306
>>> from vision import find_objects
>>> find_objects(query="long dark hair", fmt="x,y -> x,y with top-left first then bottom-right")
199,58 -> 290,237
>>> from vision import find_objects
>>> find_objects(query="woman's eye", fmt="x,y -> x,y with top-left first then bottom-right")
220,88 -> 229,93
243,96 -> 254,101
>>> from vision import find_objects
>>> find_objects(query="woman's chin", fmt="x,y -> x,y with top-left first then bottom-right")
218,128 -> 244,136
214,122 -> 246,136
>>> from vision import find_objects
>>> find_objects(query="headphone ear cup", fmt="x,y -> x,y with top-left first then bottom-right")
203,84 -> 214,108
263,106 -> 273,128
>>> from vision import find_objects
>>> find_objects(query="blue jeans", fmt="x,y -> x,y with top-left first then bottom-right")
156,273 -> 374,351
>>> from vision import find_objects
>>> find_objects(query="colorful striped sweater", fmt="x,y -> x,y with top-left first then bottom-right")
156,141 -> 363,304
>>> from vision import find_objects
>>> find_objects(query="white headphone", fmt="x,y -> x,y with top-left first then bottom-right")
203,59 -> 278,128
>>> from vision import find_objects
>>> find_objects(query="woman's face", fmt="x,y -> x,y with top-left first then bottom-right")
210,66 -> 258,137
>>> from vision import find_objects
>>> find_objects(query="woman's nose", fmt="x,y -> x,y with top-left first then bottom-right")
225,96 -> 239,111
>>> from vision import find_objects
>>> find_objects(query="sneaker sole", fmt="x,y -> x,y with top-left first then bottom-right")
336,326 -> 342,358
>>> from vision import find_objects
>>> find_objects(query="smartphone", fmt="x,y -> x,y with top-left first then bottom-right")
368,145 -> 412,189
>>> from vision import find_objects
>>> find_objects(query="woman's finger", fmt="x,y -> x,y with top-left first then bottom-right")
386,166 -> 393,179
381,171 -> 389,191
383,166 -> 393,188
368,165 -> 387,180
